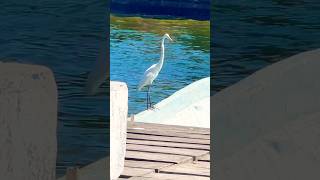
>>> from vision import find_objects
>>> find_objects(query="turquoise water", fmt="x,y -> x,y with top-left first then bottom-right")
110,15 -> 210,114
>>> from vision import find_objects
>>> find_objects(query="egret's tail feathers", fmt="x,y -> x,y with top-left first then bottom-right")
137,84 -> 143,91
138,81 -> 147,91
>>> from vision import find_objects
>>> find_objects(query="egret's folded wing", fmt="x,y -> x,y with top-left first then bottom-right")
138,64 -> 157,90
144,63 -> 157,75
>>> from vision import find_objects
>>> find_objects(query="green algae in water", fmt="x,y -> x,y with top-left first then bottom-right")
110,15 -> 210,53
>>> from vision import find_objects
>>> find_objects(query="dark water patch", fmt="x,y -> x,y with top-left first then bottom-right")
111,0 -> 210,20
0,0 -> 108,177
212,0 -> 320,94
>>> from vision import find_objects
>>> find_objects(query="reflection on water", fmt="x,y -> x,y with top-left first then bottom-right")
111,15 -> 210,114
212,0 -> 320,93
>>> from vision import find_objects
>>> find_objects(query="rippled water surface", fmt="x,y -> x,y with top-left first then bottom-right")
212,0 -> 320,93
110,15 -> 210,114
0,1 -> 107,177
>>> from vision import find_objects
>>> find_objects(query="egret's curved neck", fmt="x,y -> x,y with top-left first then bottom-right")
158,38 -> 165,69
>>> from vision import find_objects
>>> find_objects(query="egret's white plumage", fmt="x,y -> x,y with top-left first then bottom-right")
138,64 -> 158,91
138,33 -> 173,108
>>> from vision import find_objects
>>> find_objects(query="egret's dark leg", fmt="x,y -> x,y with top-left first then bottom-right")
146,86 -> 149,109
147,85 -> 151,109
148,85 -> 153,108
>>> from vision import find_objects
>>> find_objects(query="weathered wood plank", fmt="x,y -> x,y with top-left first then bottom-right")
121,167 -> 154,177
123,122 -> 211,179
127,133 -> 210,145
128,122 -> 210,135
195,161 -> 210,169
126,144 -> 209,158
125,151 -> 192,164
127,177 -> 157,180
127,129 -> 210,140
159,162 -> 210,176
198,154 -> 210,161
127,139 -> 210,150
142,172 -> 210,180
124,160 -> 173,170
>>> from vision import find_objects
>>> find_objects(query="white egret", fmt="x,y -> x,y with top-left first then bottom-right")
138,33 -> 173,109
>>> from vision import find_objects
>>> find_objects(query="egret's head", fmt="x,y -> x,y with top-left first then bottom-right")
164,33 -> 173,42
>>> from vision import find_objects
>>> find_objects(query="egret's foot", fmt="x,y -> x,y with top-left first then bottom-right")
149,105 -> 158,110
146,106 -> 152,110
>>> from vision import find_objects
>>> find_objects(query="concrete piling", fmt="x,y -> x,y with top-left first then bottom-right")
0,63 -> 57,180
110,81 -> 128,180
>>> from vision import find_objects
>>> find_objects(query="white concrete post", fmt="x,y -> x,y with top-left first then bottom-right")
0,63 -> 57,180
110,81 -> 128,180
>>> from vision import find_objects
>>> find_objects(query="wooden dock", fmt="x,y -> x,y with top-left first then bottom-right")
119,122 -> 211,180
57,122 -> 210,180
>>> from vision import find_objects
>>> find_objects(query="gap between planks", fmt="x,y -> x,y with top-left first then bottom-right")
127,139 -> 210,151
126,143 -> 209,159
127,133 -> 210,145
127,129 -> 210,140
123,122 -> 211,179
128,122 -> 210,135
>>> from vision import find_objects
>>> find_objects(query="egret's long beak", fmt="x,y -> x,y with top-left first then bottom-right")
169,36 -> 173,42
